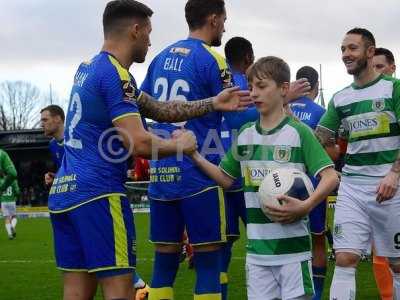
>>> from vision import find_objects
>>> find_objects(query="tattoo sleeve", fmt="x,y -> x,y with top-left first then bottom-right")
315,126 -> 336,147
136,92 -> 215,123
391,151 -> 400,173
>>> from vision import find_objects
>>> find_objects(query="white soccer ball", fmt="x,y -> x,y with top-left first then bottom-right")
258,168 -> 314,221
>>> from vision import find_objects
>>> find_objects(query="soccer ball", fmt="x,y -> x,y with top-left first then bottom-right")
258,168 -> 314,220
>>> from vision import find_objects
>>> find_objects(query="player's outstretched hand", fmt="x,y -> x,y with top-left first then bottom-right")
265,195 -> 311,224
376,171 -> 400,203
285,78 -> 311,104
212,86 -> 252,112
44,172 -> 55,186
174,130 -> 197,155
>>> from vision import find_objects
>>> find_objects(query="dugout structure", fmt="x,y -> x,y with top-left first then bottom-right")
0,129 -> 52,206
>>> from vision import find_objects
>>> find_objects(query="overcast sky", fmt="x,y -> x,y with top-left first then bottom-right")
1,0 -> 399,107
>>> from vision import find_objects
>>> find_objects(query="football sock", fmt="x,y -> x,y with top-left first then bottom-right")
373,256 -> 393,300
194,250 -> 221,300
220,242 -> 232,300
5,223 -> 12,237
392,272 -> 400,300
11,217 -> 17,229
149,252 -> 180,300
312,266 -> 326,300
329,266 -> 356,300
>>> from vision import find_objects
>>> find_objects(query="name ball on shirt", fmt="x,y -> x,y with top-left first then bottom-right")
258,168 -> 314,221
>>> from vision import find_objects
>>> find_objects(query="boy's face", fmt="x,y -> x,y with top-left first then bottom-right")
249,77 -> 287,114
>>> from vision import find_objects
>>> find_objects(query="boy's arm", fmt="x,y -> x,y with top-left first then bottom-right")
266,167 -> 339,224
191,152 -> 234,189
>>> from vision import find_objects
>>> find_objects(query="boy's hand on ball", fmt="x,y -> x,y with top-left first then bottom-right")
265,195 -> 311,224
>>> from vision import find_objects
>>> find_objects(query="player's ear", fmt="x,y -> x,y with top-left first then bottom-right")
209,14 -> 218,28
366,45 -> 375,59
129,23 -> 141,40
280,82 -> 290,98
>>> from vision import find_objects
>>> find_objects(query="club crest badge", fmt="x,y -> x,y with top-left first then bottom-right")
273,145 -> 291,163
372,99 -> 385,112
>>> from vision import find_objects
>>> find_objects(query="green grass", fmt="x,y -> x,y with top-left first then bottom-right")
0,213 -> 379,299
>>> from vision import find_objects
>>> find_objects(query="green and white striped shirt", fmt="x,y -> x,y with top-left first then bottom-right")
318,75 -> 400,180
220,116 -> 333,266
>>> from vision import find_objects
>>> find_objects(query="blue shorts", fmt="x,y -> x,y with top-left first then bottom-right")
225,189 -> 246,238
309,199 -> 327,234
150,187 -> 227,245
50,195 -> 136,275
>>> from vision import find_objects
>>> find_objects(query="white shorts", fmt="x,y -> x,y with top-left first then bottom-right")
334,178 -> 400,257
1,202 -> 16,217
246,259 -> 314,300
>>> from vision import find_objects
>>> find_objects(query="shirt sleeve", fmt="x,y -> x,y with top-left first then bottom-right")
392,79 -> 400,122
0,151 -> 17,193
219,147 -> 241,179
100,62 -> 142,123
299,124 -> 334,177
317,99 -> 341,133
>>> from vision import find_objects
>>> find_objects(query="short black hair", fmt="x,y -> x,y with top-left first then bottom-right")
40,105 -> 65,122
346,27 -> 376,48
224,37 -> 254,65
103,0 -> 153,36
185,0 -> 225,31
296,66 -> 319,90
375,47 -> 395,64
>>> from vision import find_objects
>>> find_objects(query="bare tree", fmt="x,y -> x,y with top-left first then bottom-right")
0,81 -> 44,130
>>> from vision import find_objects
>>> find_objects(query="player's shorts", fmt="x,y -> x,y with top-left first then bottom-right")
1,201 -> 16,217
333,178 -> 400,257
246,259 -> 314,300
309,199 -> 327,235
150,186 -> 226,246
50,195 -> 136,276
225,189 -> 246,239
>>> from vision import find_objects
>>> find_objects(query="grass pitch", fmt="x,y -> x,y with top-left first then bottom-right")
0,213 -> 379,299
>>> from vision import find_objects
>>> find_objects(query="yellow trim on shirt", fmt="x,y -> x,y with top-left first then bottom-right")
112,112 -> 141,123
108,55 -> 130,81
202,44 -> 228,71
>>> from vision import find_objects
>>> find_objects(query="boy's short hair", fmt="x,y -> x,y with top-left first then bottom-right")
247,56 -> 290,86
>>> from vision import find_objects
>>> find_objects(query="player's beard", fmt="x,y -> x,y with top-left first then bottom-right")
348,56 -> 368,76
211,35 -> 222,47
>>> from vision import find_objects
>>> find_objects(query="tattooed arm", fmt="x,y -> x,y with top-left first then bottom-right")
136,87 -> 251,123
137,92 -> 215,123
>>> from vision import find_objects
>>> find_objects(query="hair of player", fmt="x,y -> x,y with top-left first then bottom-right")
375,47 -> 395,64
185,0 -> 225,31
40,105 -> 65,122
296,66 -> 319,90
103,0 -> 153,36
247,56 -> 290,86
224,37 -> 254,66
346,27 -> 376,48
